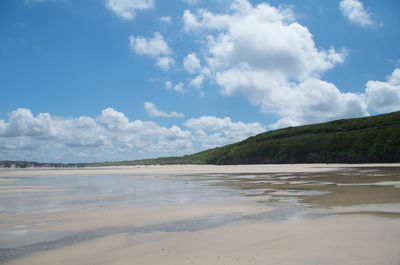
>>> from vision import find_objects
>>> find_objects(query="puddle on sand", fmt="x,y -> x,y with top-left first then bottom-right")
207,167 -> 400,211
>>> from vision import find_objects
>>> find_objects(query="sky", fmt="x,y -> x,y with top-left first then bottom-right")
0,0 -> 399,163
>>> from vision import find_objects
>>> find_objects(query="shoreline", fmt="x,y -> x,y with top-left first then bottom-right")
2,163 -> 400,177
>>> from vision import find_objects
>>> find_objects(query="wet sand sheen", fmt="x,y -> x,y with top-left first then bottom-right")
3,215 -> 400,265
213,167 -> 400,210
1,164 -> 400,264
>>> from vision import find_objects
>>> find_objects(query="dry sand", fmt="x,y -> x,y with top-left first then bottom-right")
1,164 -> 400,265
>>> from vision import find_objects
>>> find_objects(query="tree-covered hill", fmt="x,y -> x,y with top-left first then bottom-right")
2,111 -> 400,167
123,111 -> 400,165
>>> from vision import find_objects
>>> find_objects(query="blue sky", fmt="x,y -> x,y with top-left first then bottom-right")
0,0 -> 399,162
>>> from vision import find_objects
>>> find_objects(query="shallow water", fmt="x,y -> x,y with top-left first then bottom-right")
206,167 -> 400,208
0,174 -> 237,216
1,167 -> 400,263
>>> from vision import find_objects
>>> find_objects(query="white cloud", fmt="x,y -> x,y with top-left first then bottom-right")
183,53 -> 202,74
182,8 -> 232,32
0,108 -> 194,162
156,56 -> 175,71
144,102 -> 184,118
129,32 -> 175,70
25,0 -> 66,4
0,109 -> 109,150
159,16 -> 172,23
365,68 -> 400,113
217,69 -> 368,128
165,81 -> 184,93
182,10 -> 200,32
185,116 -> 265,148
105,0 -> 154,20
129,32 -> 171,58
96,108 -> 193,155
96,108 -> 133,132
0,108 -> 266,162
173,82 -> 185,93
0,108 -> 55,138
182,0 -> 369,128
181,0 -> 199,6
165,81 -> 173,89
25,0 -> 46,3
339,0 -> 374,27
189,74 -> 205,88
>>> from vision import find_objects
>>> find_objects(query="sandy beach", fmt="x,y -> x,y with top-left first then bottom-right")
1,164 -> 400,264
2,163 -> 400,177
4,215 -> 399,265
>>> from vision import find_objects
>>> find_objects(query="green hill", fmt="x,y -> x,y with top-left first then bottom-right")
122,111 -> 400,165
5,111 -> 399,168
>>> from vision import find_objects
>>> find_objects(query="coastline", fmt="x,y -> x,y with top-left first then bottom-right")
2,163 -> 400,177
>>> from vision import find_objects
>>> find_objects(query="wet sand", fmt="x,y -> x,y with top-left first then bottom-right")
1,164 -> 400,264
214,167 -> 400,210
4,215 -> 400,265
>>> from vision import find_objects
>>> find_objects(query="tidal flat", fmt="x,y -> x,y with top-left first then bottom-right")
0,164 -> 399,265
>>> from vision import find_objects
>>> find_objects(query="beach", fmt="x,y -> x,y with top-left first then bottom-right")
1,164 -> 400,264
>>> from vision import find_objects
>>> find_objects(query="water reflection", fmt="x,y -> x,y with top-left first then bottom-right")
1,167 -> 400,261
0,174 -> 233,215
2,168 -> 399,216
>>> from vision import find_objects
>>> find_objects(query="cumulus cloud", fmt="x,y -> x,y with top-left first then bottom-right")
25,0 -> 66,4
165,81 -> 173,89
183,53 -> 202,74
189,74 -> 205,88
339,0 -> 374,27
0,108 -> 194,162
129,32 -> 171,58
96,108 -> 193,155
0,108 -> 266,162
365,68 -> 400,113
129,32 -> 175,71
159,16 -> 172,24
105,0 -> 154,20
173,82 -> 185,93
181,0 -> 199,6
185,116 -> 265,148
164,81 -> 185,93
144,102 -> 184,118
217,69 -> 368,128
0,109 -> 109,150
182,0 -> 368,128
0,108 -> 53,138
156,56 -> 175,71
